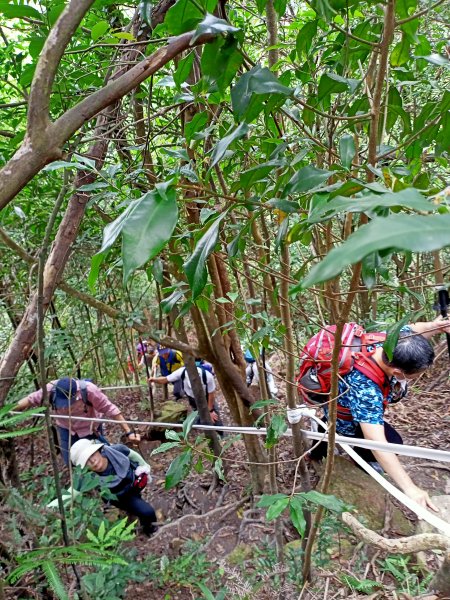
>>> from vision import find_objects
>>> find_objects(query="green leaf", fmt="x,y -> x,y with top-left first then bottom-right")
416,53 -> 450,67
391,35 -> 411,67
183,212 -> 228,298
265,414 -> 288,448
165,0 -> 218,36
237,160 -> 281,191
214,457 -> 225,481
283,165 -> 331,197
201,36 -> 243,94
0,2 -> 41,19
121,184 -> 178,284
289,496 -> 307,536
165,429 -> 182,441
43,161 -> 88,172
297,213 -> 450,290
339,135 -> 356,170
256,493 -> 289,508
340,574 -> 381,593
208,122 -> 248,171
307,188 -> 435,224
190,13 -> 239,44
173,52 -> 195,87
266,496 -> 290,520
140,0 -> 153,25
231,65 -> 292,123
182,410 -> 198,439
88,252 -> 105,292
165,449 -> 193,489
185,111 -> 209,144
91,21 -> 109,41
300,490 -> 347,512
151,441 -> 182,455
382,315 -> 411,361
318,73 -> 360,101
296,20 -> 317,59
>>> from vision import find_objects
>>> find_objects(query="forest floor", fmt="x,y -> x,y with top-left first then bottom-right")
10,346 -> 450,600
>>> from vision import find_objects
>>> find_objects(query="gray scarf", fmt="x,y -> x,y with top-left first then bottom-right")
102,444 -> 130,482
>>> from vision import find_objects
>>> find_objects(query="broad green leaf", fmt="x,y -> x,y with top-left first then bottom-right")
297,213 -> 450,290
201,36 -> 243,94
300,490 -> 347,512
339,135 -> 356,170
151,441 -> 182,454
283,165 -> 331,197
173,52 -> 195,87
165,0 -> 218,36
183,212 -> 228,298
231,65 -> 292,123
165,449 -> 193,489
43,161 -> 88,172
416,53 -> 450,67
265,414 -> 288,448
91,21 -> 109,41
289,496 -> 307,536
296,20 -> 317,59
77,182 -> 109,192
97,200 -> 141,254
208,122 -> 248,171
190,13 -> 239,44
140,0 -> 153,25
266,496 -> 290,520
273,0 -> 288,16
214,457 -> 225,481
382,315 -> 411,361
307,188 -> 435,224
185,111 -> 209,144
0,2 -> 41,19
88,252 -> 105,292
256,493 -> 289,508
182,410 -> 198,439
318,73 -> 360,101
165,429 -> 182,441
122,184 -> 178,284
237,160 -> 281,191
161,289 -> 185,313
391,35 -> 411,67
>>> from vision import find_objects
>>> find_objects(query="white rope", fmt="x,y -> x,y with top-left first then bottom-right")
308,412 -> 450,538
11,411 -> 450,463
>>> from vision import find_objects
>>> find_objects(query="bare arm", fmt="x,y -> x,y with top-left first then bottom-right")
410,316 -> 450,339
360,422 -> 438,511
149,376 -> 169,385
208,391 -> 219,422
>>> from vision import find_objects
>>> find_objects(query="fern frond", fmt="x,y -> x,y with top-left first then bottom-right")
41,561 -> 69,600
0,426 -> 43,439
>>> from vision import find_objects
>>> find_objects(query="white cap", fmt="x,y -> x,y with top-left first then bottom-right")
70,439 -> 105,467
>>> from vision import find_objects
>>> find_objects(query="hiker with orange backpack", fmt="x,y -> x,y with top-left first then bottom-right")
297,318 -> 450,511
15,378 -> 140,465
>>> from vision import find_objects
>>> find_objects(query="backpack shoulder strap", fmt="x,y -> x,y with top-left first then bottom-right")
352,354 -> 390,398
201,367 -> 208,397
78,380 -> 92,413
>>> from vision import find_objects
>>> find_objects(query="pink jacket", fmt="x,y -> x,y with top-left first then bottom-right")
26,380 -> 121,437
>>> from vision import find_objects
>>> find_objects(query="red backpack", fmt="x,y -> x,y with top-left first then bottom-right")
296,323 -> 390,420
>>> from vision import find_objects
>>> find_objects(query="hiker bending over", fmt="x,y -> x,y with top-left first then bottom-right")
15,378 -> 140,465
307,318 -> 450,511
149,364 -> 223,427
48,439 -> 157,536
150,346 -> 184,399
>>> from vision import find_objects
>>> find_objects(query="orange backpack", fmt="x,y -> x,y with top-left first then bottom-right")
296,323 -> 390,420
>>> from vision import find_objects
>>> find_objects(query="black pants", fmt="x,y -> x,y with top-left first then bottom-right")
113,491 -> 157,535
309,421 -> 403,463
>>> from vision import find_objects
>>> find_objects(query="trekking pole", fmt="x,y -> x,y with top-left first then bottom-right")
436,286 -> 450,360
139,336 -> 155,421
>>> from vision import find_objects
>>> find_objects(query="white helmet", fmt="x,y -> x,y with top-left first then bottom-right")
70,439 -> 105,467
